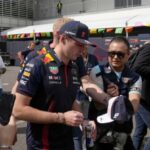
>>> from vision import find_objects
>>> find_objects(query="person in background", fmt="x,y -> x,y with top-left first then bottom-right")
89,36 -> 142,150
50,18 -> 119,149
78,45 -> 99,118
0,56 -> 6,96
17,41 -> 35,66
13,20 -> 96,150
56,0 -> 63,17
50,17 -> 119,109
74,46 -> 99,150
131,42 -> 150,150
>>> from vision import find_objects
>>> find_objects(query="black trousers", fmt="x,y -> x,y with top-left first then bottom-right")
89,136 -> 135,150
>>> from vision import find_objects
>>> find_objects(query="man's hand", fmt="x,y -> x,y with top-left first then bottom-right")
107,83 -> 119,97
83,120 -> 97,141
64,111 -> 84,127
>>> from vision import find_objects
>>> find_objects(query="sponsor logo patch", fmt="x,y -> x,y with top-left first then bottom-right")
42,53 -> 54,64
23,71 -> 30,77
49,66 -> 59,75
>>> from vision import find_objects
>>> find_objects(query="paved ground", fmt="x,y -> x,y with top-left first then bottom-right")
1,66 -> 150,150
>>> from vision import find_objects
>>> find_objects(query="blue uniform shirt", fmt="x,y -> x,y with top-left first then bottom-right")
17,49 -> 81,150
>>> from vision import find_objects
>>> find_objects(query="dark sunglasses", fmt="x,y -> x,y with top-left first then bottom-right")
108,51 -> 126,59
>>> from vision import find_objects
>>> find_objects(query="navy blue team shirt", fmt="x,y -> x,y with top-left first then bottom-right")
17,49 -> 85,150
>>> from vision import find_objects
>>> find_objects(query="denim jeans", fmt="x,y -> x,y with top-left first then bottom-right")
73,127 -> 83,150
132,104 -> 150,150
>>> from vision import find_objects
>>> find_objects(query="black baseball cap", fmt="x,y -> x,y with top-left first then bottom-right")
97,95 -> 131,124
59,21 -> 96,47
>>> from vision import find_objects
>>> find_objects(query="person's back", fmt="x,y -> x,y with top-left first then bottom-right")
131,43 -> 150,150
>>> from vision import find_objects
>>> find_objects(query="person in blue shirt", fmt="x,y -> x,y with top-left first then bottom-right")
74,46 -> 99,150
13,21 -> 97,150
17,41 -> 35,66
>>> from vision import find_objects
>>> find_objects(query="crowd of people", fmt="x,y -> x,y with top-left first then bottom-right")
0,17 -> 149,150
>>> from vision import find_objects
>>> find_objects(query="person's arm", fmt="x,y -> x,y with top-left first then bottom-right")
13,93 -> 60,124
13,93 -> 84,126
72,99 -> 97,140
128,93 -> 140,113
72,100 -> 82,112
133,45 -> 150,79
11,81 -> 19,95
128,76 -> 142,112
17,51 -> 24,65
81,75 -> 118,105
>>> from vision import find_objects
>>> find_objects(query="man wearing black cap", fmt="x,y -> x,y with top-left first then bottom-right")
13,21 -> 96,150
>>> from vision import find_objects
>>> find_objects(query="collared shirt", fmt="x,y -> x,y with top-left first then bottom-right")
17,50 -> 81,150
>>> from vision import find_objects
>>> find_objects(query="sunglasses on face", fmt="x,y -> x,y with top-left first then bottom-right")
108,51 -> 126,59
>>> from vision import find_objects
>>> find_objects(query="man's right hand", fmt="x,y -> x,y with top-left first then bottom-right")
107,83 -> 119,97
63,110 -> 84,127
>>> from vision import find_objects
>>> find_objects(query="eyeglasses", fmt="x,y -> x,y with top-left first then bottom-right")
108,51 -> 126,59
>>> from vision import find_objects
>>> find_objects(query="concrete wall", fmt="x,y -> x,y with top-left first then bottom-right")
34,0 -> 115,19
0,16 -> 33,28
142,0 -> 150,5
34,0 -> 150,20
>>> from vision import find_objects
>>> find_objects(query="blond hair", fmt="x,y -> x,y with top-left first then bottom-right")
53,17 -> 74,33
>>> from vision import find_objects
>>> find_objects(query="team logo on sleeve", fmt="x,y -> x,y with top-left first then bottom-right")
38,47 -> 47,55
23,71 -> 31,77
42,53 -> 54,64
49,66 -> 59,74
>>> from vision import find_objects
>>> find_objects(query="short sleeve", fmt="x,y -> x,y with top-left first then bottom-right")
90,65 -> 104,90
17,58 -> 43,97
129,76 -> 142,95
